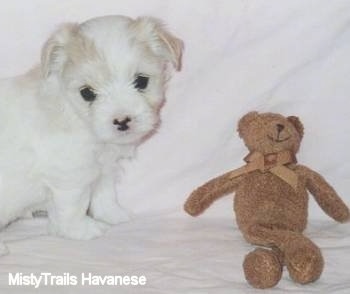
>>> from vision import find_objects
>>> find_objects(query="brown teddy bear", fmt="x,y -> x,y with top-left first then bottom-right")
184,111 -> 350,289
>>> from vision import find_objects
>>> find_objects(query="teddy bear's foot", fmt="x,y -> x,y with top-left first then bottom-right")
243,248 -> 282,289
285,240 -> 324,284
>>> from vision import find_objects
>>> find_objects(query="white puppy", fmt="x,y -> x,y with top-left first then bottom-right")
0,15 -> 183,240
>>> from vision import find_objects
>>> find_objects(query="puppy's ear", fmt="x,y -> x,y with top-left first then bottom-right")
132,17 -> 184,71
41,23 -> 79,78
238,111 -> 259,138
287,116 -> 304,139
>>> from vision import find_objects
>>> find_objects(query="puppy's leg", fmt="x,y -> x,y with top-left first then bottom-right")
89,175 -> 130,225
48,186 -> 109,240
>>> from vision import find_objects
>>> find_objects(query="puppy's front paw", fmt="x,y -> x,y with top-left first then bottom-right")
49,217 -> 109,240
90,203 -> 131,225
97,208 -> 130,225
0,242 -> 9,256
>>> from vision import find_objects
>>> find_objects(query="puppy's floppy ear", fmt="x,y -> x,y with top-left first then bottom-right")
287,116 -> 304,138
238,111 -> 259,138
132,16 -> 184,71
41,23 -> 79,78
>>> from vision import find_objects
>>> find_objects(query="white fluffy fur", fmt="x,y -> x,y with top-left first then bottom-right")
0,15 -> 183,240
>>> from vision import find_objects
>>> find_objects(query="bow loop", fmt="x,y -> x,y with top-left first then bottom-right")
230,150 -> 298,190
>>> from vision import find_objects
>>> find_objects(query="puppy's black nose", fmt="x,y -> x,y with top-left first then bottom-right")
113,117 -> 131,131
276,123 -> 285,133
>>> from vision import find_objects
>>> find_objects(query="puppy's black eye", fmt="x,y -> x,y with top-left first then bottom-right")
134,75 -> 149,91
80,86 -> 97,102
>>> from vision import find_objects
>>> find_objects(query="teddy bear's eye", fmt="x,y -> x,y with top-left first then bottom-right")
80,86 -> 97,102
133,75 -> 149,91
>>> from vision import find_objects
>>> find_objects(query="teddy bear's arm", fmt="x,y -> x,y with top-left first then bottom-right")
296,165 -> 350,223
184,171 -> 243,216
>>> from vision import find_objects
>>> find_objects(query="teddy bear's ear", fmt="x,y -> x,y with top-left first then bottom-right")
287,116 -> 304,138
238,111 -> 259,137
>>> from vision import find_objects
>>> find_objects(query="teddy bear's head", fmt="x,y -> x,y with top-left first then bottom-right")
238,112 -> 304,154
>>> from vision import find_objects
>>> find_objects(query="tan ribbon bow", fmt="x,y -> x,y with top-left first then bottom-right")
229,150 -> 298,190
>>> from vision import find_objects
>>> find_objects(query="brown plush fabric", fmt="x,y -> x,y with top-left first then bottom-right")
243,248 -> 282,289
184,111 -> 350,289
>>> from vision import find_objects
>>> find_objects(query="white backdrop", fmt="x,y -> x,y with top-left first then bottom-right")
0,0 -> 349,217
0,1 -> 350,293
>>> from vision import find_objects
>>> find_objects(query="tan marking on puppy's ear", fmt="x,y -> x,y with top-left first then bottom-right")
41,23 -> 79,78
287,116 -> 304,139
132,17 -> 184,71
238,111 -> 259,137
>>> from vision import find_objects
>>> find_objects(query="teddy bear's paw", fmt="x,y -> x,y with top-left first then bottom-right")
184,196 -> 205,216
344,215 -> 350,223
243,248 -> 282,289
337,208 -> 350,223
286,244 -> 324,284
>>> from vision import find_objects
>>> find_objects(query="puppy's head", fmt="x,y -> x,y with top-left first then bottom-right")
41,15 -> 183,144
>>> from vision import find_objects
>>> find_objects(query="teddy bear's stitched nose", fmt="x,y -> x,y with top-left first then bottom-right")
276,124 -> 285,133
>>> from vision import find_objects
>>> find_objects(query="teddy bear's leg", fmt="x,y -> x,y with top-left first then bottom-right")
284,235 -> 324,284
246,224 -> 324,284
243,248 -> 282,289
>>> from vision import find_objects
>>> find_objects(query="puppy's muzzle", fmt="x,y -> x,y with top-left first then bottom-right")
113,117 -> 131,131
